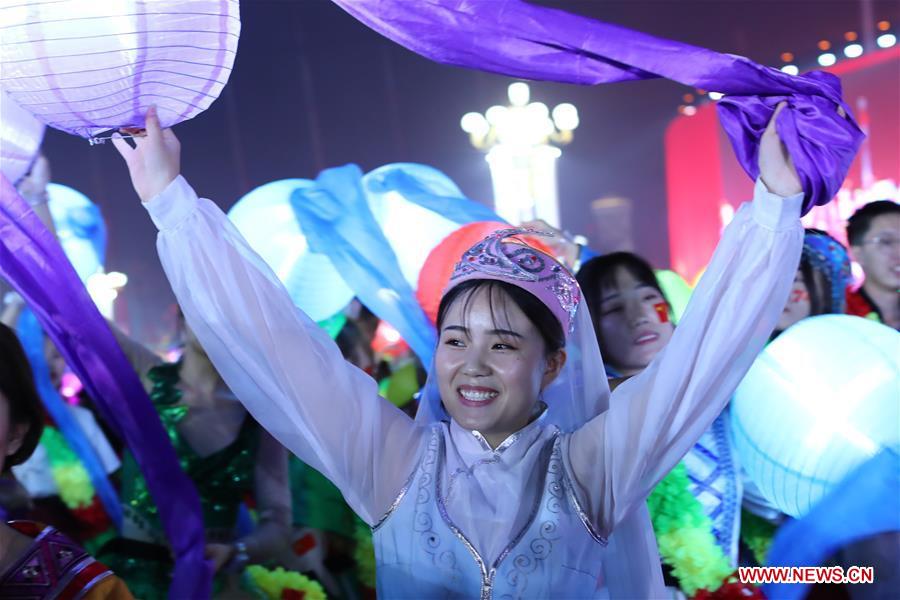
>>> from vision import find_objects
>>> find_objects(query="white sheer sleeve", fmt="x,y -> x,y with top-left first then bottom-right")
567,178 -> 803,539
143,176 -> 424,525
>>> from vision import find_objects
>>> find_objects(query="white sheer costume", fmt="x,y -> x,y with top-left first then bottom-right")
144,175 -> 802,598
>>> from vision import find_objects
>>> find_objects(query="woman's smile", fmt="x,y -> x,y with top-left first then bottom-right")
457,384 -> 500,407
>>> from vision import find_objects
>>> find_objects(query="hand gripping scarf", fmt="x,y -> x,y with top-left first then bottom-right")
331,0 -> 863,215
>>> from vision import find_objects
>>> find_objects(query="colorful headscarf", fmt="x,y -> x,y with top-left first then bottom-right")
801,230 -> 851,314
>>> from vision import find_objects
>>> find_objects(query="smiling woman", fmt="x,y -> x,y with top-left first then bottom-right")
113,103 -> 811,598
577,252 -> 675,377
435,278 -> 566,447
578,252 -> 745,594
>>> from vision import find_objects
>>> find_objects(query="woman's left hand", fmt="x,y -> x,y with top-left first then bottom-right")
758,102 -> 803,198
111,105 -> 181,203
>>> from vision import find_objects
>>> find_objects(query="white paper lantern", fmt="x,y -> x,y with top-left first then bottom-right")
228,180 -> 355,322
0,0 -> 240,139
47,182 -> 106,282
0,90 -> 45,183
731,315 -> 900,518
363,163 -> 476,290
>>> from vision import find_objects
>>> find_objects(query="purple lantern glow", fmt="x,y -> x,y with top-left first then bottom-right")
0,90 -> 44,184
0,0 -> 240,139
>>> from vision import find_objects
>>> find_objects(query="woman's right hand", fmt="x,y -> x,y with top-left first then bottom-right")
111,105 -> 181,203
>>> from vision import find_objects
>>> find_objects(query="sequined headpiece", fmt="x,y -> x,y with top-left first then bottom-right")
446,228 -> 581,335
802,230 -> 851,313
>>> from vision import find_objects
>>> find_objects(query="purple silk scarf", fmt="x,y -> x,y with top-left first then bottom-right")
331,0 -> 863,214
0,176 -> 211,599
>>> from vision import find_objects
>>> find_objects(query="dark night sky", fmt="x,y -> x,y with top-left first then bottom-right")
37,0 -> 900,345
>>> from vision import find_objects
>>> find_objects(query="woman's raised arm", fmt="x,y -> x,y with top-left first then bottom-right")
567,103 -> 806,539
112,108 -> 424,525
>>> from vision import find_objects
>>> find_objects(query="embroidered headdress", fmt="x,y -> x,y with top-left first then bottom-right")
445,228 -> 581,335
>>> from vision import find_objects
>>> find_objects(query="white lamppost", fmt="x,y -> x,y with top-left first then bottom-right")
460,82 -> 578,227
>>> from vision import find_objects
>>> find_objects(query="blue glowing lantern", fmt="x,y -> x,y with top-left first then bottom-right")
47,183 -> 106,282
731,315 -> 900,518
228,179 -> 354,322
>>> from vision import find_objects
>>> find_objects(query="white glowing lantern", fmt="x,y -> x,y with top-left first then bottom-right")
228,179 -> 355,322
0,90 -> 44,183
0,0 -> 240,139
731,315 -> 900,518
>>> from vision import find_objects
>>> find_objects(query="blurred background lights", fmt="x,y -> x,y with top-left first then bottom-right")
551,103 -> 579,130
507,81 -> 530,107
877,33 -> 896,48
817,52 -> 837,67
460,111 -> 489,137
844,43 -> 864,58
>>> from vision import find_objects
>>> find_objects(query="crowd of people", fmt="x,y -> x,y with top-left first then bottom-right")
1,96 -> 897,600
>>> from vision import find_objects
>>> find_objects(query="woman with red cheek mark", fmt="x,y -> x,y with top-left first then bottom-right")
578,252 -> 750,595
573,230 -> 855,595
577,253 -> 675,380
